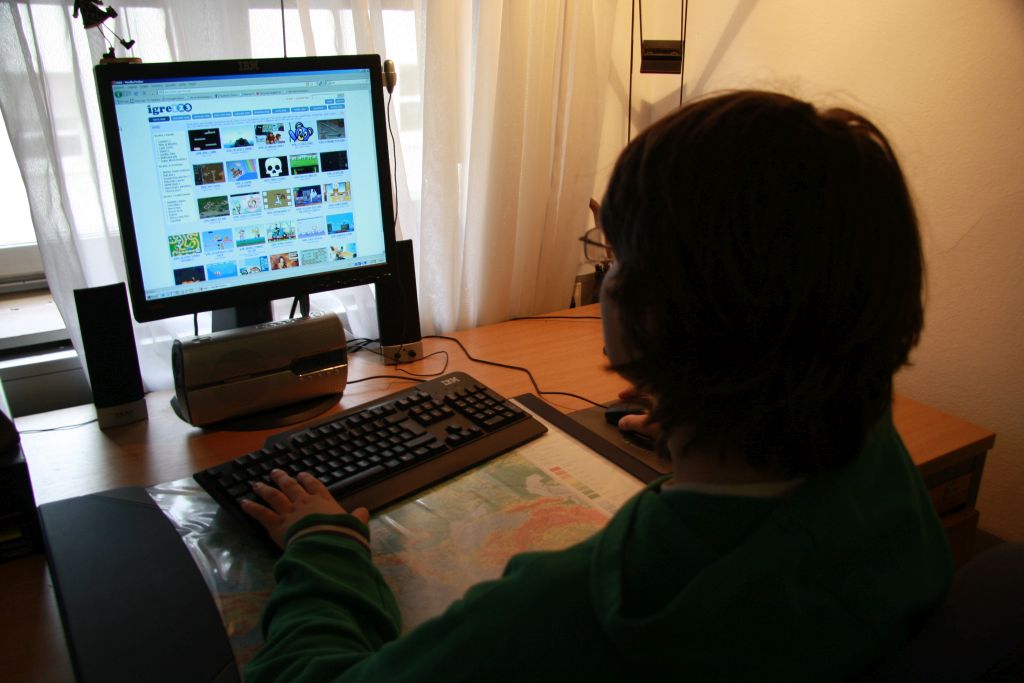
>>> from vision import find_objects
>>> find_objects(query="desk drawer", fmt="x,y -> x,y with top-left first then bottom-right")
929,472 -> 973,516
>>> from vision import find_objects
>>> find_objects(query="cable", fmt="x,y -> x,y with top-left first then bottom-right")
382,86 -> 411,364
20,418 -> 99,434
393,350 -> 449,377
356,345 -> 450,377
350,329 -> 602,405
424,335 -> 604,408
387,89 -> 399,228
639,0 -> 644,44
680,0 -> 688,106
347,374 -> 424,385
193,313 -> 198,336
510,315 -> 601,321
280,0 -> 287,58
346,337 -> 379,354
628,0 -> 636,144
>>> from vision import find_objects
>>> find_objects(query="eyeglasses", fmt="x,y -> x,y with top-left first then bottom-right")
579,226 -> 612,264
581,198 -> 612,264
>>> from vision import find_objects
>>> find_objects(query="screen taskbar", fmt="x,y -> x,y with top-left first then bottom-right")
144,252 -> 387,301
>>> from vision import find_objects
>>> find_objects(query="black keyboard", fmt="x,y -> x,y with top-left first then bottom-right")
194,371 -> 547,542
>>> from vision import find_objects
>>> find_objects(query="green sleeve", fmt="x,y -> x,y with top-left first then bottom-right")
244,514 -> 403,683
243,516 -> 598,683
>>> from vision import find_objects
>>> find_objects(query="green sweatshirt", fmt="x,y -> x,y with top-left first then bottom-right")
246,414 -> 951,682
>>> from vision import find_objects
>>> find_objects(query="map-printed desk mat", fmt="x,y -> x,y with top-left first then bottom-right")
148,398 -> 645,670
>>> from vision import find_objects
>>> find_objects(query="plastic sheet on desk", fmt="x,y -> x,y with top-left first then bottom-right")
147,478 -> 276,670
146,405 -> 643,669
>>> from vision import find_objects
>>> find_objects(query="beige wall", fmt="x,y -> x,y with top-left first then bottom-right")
595,0 -> 1024,539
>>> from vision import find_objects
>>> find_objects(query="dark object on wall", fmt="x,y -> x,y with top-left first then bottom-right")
629,0 -> 689,140
375,239 -> 423,364
640,40 -> 683,74
0,409 -> 42,561
73,283 -> 147,429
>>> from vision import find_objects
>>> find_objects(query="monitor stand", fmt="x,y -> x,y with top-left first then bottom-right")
211,301 -> 273,332
210,295 -> 311,332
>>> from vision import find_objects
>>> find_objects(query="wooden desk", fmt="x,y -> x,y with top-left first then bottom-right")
0,304 -> 995,682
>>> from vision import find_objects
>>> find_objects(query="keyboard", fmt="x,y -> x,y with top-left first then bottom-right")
194,371 -> 547,543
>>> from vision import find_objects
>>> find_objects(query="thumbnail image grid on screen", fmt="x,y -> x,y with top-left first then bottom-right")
112,69 -> 387,303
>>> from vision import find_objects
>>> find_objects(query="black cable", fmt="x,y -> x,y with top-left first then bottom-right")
351,330 -> 602,405
354,342 -> 444,371
193,313 -> 198,336
628,0 -> 636,144
382,87 -> 410,363
280,0 -> 287,58
386,89 -> 399,227
639,0 -> 644,43
680,0 -> 688,106
393,352 -> 450,378
510,316 -> 601,321
347,342 -> 375,354
424,335 -> 604,408
21,418 -> 99,434
356,346 -> 450,377
346,337 -> 378,353
347,374 -> 424,385
289,296 -> 299,319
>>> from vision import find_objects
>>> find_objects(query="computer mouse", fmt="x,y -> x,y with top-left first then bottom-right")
604,401 -> 647,426
604,401 -> 656,451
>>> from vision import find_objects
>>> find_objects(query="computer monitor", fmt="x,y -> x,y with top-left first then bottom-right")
94,55 -> 396,328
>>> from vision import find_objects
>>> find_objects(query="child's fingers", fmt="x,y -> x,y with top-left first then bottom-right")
240,498 -> 279,527
297,471 -> 333,499
252,481 -> 294,514
618,386 -> 640,401
618,386 -> 652,406
350,507 -> 370,524
619,412 -> 658,437
271,469 -> 305,498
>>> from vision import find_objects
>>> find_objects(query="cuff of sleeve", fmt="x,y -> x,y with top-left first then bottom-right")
283,513 -> 371,551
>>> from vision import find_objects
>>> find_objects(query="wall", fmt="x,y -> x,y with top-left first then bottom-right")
595,0 -> 1024,539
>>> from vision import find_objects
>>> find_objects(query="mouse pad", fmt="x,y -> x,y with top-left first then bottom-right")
565,404 -> 671,480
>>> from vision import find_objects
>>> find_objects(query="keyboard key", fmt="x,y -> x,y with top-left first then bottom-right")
328,465 -> 386,495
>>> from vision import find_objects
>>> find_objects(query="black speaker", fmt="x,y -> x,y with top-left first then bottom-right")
73,283 -> 147,428
375,239 -> 423,364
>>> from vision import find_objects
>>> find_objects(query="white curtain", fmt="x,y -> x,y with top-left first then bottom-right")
0,0 -> 615,391
415,0 -> 615,332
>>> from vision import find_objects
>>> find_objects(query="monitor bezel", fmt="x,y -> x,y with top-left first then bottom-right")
94,54 -> 396,323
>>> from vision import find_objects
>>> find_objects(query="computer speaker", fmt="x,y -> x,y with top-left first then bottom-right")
375,239 -> 423,364
73,283 -> 148,429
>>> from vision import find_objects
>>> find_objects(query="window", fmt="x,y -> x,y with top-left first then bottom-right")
0,106 -> 44,287
0,0 -> 424,335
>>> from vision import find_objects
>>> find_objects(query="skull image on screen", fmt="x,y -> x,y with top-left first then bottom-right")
264,157 -> 283,177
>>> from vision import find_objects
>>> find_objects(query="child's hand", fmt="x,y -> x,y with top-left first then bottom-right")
241,469 -> 369,549
616,386 -> 660,438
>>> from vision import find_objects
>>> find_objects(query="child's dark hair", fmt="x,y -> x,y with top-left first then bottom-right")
601,91 -> 923,476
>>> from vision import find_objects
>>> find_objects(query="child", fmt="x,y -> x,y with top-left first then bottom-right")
243,91 -> 951,681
